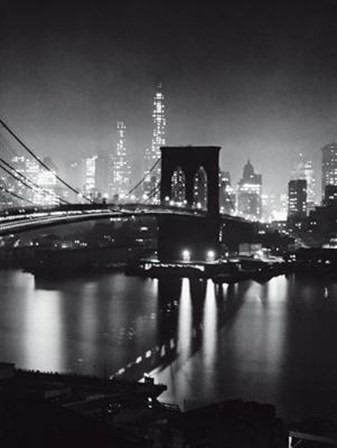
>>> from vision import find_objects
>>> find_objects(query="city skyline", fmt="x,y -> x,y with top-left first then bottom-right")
1,1 -> 337,195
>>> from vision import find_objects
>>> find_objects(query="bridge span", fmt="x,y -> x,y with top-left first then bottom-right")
0,203 -> 247,237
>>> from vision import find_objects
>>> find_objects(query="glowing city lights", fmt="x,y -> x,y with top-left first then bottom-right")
182,249 -> 191,261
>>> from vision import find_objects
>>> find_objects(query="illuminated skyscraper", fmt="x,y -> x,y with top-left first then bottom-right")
237,160 -> 262,220
321,142 -> 337,200
143,81 -> 166,200
36,157 -> 58,206
96,152 -> 111,200
84,155 -> 97,197
292,152 -> 316,210
111,121 -> 131,200
219,170 -> 235,214
288,179 -> 307,218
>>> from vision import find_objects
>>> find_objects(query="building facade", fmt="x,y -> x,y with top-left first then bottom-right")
143,81 -> 166,200
237,160 -> 262,221
288,179 -> 307,218
111,121 -> 131,200
219,170 -> 235,214
292,152 -> 316,210
321,142 -> 337,200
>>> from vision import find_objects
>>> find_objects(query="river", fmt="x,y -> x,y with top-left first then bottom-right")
1,268 -> 337,423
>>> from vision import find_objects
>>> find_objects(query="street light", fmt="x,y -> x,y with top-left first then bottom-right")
206,250 -> 216,261
182,249 -> 191,261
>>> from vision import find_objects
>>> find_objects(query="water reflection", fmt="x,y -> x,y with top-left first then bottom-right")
202,280 -> 218,371
23,288 -> 64,372
178,278 -> 193,360
3,270 -> 337,421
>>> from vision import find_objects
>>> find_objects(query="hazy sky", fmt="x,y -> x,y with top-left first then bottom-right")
1,0 -> 337,195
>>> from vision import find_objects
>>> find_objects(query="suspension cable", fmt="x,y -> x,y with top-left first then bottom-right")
0,157 -> 70,205
127,158 -> 161,196
0,118 -> 93,204
0,185 -> 35,205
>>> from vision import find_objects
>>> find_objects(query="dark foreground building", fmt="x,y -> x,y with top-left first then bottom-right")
0,363 -> 288,447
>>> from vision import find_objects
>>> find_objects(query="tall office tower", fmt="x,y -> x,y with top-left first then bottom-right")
261,193 -> 279,222
143,81 -> 166,200
292,152 -> 316,210
10,156 -> 27,201
237,160 -> 262,220
36,157 -> 58,206
21,157 -> 41,204
321,142 -> 337,200
288,179 -> 307,218
10,156 -> 58,206
84,155 -> 97,197
96,152 -> 112,200
111,121 -> 131,200
219,170 -> 235,214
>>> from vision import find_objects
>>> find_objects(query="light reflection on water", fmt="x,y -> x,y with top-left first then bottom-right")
23,289 -> 64,372
202,280 -> 218,373
2,270 -> 337,421
177,278 -> 192,361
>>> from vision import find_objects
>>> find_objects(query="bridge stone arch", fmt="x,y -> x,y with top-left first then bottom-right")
159,146 -> 221,261
160,146 -> 220,216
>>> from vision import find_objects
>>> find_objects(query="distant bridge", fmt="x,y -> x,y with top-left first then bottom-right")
0,202 -> 247,237
0,119 -> 254,260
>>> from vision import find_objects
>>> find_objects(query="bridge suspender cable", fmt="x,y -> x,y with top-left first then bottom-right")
144,182 -> 160,203
0,185 -> 35,205
0,118 -> 94,204
127,158 -> 161,196
0,157 -> 71,205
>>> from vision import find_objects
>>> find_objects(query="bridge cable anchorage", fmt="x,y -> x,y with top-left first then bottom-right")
0,117 -> 94,204
127,157 -> 161,197
0,185 -> 35,205
0,156 -> 71,205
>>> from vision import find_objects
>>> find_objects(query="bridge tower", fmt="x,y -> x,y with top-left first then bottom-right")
158,146 -> 221,262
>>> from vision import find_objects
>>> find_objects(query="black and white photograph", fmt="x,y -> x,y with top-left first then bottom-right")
1,0 -> 337,446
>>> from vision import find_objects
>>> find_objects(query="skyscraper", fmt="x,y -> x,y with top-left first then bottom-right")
96,152 -> 112,200
288,179 -> 307,218
292,152 -> 316,210
84,155 -> 97,197
111,121 -> 131,200
321,142 -> 337,199
237,160 -> 262,220
143,81 -> 166,200
219,170 -> 235,214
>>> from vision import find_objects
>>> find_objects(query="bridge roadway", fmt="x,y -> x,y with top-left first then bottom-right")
0,203 -> 246,236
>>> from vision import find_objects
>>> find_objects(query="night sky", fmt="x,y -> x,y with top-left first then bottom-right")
1,0 -> 337,195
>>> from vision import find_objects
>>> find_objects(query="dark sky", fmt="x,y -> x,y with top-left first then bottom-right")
1,0 -> 337,195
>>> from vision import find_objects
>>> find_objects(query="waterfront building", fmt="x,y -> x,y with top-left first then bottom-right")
237,160 -> 262,221
321,142 -> 337,200
143,81 -> 166,201
288,179 -> 307,219
324,184 -> 337,206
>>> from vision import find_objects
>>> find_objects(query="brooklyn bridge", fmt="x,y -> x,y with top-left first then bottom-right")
0,118 -> 253,262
